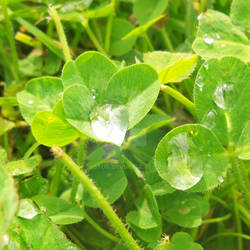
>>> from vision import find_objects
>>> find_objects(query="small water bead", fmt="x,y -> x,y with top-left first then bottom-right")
202,110 -> 217,129
213,83 -> 235,110
204,61 -> 209,69
28,100 -> 33,105
216,33 -> 221,39
197,13 -> 202,21
218,176 -> 224,183
91,89 -> 97,100
204,37 -> 214,44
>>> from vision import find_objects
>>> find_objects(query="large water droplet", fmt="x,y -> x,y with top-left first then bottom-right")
90,104 -> 128,146
204,37 -> 214,44
166,133 -> 203,190
17,200 -> 38,219
213,83 -> 235,110
202,109 -> 217,129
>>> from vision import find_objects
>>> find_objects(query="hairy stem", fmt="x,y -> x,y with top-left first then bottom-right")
52,148 -> 140,250
49,5 -> 72,62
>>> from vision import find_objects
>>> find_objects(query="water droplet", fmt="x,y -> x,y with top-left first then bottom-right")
17,200 -> 38,219
166,133 -> 203,190
213,83 -> 235,110
204,61 -> 209,69
12,169 -> 22,176
196,82 -> 204,91
90,104 -> 128,146
218,176 -> 224,183
216,33 -> 221,39
202,110 -> 217,129
2,234 -> 9,246
92,95 -> 96,99
197,14 -> 202,21
28,100 -> 33,105
204,37 -> 214,44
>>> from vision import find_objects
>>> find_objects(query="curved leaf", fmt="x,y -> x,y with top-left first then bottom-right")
154,124 -> 229,191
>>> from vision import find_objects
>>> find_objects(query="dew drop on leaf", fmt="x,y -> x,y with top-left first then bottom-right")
213,83 -> 235,110
204,61 -> 209,69
197,14 -> 202,21
28,100 -> 33,105
17,200 -> 38,220
90,104 -> 128,146
216,33 -> 221,39
166,133 -> 203,190
204,37 -> 214,44
218,176 -> 224,183
201,110 -> 217,129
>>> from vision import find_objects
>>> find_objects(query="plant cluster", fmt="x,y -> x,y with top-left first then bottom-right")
0,0 -> 249,250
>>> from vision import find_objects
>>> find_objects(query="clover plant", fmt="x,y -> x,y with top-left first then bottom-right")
0,0 -> 249,250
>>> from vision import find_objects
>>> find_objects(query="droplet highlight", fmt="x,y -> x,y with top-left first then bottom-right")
213,83 -> 235,110
204,37 -> 214,44
90,104 -> 128,146
166,133 -> 203,190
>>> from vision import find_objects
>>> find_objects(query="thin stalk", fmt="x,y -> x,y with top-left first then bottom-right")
50,161 -> 63,196
63,226 -> 86,249
49,6 -> 71,62
232,187 -> 243,250
52,148 -> 140,250
205,232 -> 250,244
2,0 -> 20,78
92,19 -> 103,45
104,14 -> 113,52
70,177 -> 79,203
202,213 -> 232,224
82,21 -> 107,55
160,28 -> 173,51
143,33 -> 154,51
23,142 -> 40,159
3,133 -> 9,158
81,206 -> 119,243
160,85 -> 196,117
185,0 -> 193,37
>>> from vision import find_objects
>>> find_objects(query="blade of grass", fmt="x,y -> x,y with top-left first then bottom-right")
1,0 -> 20,78
15,17 -> 64,59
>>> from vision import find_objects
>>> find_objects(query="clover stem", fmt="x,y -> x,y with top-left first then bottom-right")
160,85 -> 196,117
143,33 -> 154,51
80,205 -> 120,243
23,142 -> 40,159
185,0 -> 194,37
2,0 -> 20,78
50,160 -> 63,196
49,5 -> 72,62
82,21 -> 107,56
160,28 -> 173,52
92,19 -> 104,46
202,213 -> 232,224
232,186 -> 243,250
53,148 -> 140,250
104,2 -> 115,53
205,232 -> 250,244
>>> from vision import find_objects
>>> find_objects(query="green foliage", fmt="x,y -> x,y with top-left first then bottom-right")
0,166 -> 18,240
192,10 -> 250,62
1,0 -> 250,249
